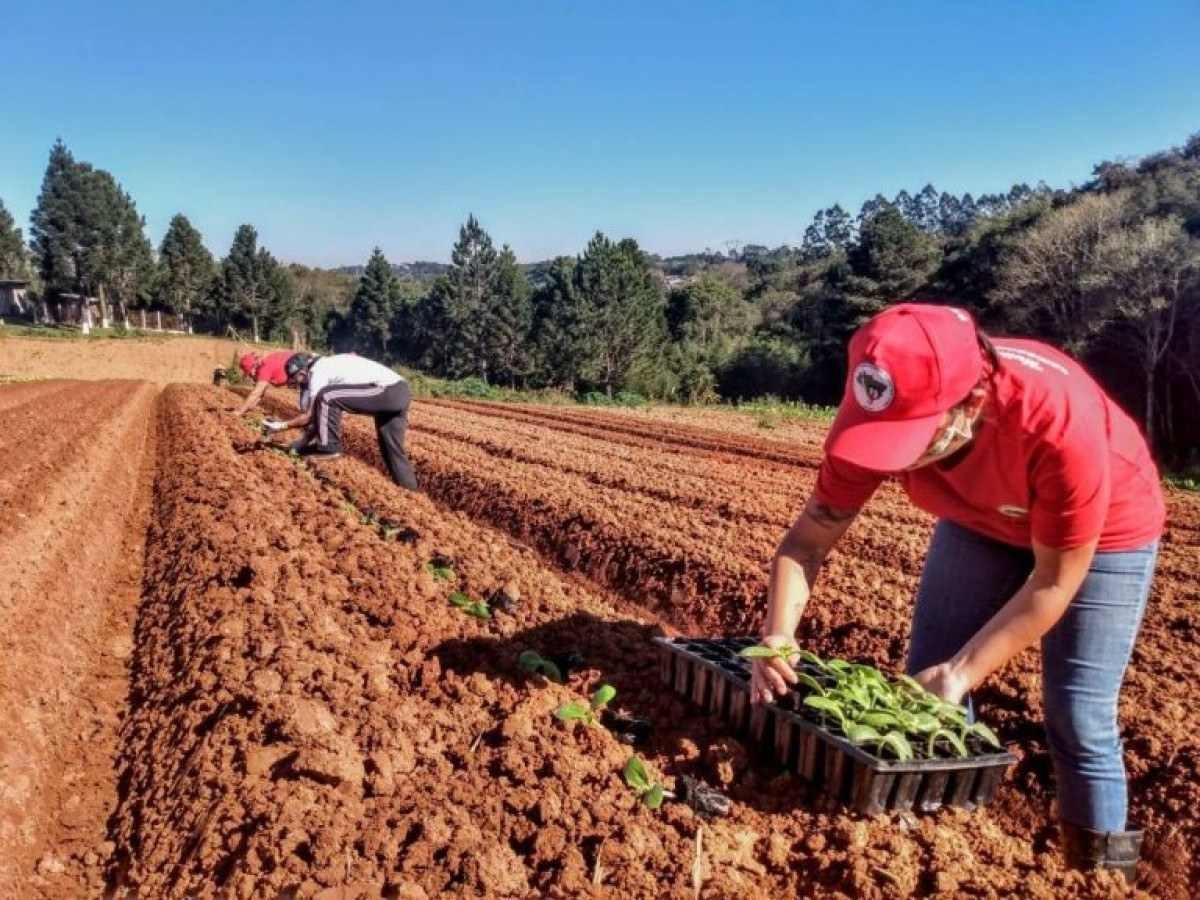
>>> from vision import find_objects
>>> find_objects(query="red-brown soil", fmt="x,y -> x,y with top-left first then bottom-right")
0,380 -> 158,898
246,389 -> 1197,897
2,377 -> 1194,898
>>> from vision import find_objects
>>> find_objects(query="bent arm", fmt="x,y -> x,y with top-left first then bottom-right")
751,495 -> 860,704
937,539 -> 1097,698
234,380 -> 269,416
283,408 -> 312,429
762,495 -> 861,638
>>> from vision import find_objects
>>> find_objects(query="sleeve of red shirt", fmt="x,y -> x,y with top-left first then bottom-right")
814,455 -> 885,511
1028,412 -> 1111,550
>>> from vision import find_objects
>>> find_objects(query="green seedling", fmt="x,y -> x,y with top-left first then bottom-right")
555,683 -> 617,726
738,643 -> 799,663
426,561 -> 455,582
782,647 -> 1005,761
449,592 -> 490,619
518,650 -> 564,684
623,755 -> 665,810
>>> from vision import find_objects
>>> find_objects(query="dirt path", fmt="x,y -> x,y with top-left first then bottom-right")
0,380 -> 159,898
0,333 -> 256,384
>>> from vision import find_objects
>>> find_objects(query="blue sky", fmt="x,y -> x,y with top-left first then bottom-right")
1,1 -> 1196,267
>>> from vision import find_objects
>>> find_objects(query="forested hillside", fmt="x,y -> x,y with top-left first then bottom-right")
3,134 -> 1197,462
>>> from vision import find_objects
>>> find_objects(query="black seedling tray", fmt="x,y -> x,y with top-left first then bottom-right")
654,636 -> 1016,815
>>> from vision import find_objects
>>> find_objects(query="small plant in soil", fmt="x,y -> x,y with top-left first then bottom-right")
426,560 -> 455,582
449,592 -> 491,619
623,755 -> 665,809
742,645 -> 1004,761
555,684 -> 616,726
518,650 -> 564,683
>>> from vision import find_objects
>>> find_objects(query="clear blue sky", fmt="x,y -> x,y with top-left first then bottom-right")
2,1 -> 1196,267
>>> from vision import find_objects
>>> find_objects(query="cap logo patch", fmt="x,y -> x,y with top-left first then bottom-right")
853,362 -> 895,413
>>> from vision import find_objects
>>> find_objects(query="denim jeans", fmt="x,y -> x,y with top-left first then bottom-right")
906,520 -> 1158,832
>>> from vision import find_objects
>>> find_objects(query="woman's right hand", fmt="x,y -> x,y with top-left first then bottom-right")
750,633 -> 799,705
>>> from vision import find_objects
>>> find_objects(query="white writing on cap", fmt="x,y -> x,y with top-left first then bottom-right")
853,362 -> 895,412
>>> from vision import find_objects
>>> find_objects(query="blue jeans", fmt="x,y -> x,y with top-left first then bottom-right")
907,520 -> 1158,832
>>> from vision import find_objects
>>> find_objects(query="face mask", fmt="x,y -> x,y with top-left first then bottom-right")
924,407 -> 974,459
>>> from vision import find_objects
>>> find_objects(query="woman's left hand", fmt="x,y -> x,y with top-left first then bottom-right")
912,662 -> 971,704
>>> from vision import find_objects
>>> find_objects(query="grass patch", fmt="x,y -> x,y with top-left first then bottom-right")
0,323 -> 178,342
1165,473 -> 1200,492
733,395 -> 838,428
398,368 -> 573,405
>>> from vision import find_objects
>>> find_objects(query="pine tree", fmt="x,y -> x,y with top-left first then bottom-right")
444,214 -> 500,380
574,233 -> 665,396
92,172 -> 154,327
156,214 -> 215,331
0,197 -> 27,278
530,256 -> 581,388
217,224 -> 266,340
28,141 -> 152,328
486,246 -> 533,385
346,247 -> 400,359
29,140 -> 87,298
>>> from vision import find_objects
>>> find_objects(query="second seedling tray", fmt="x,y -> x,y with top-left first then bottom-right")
655,636 -> 1015,815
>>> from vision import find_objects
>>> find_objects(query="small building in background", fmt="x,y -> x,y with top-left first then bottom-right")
0,279 -> 31,317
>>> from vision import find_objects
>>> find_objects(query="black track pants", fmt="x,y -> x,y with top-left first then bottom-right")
309,381 -> 418,490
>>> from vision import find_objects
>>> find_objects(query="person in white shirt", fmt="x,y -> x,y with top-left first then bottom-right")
265,352 -> 418,490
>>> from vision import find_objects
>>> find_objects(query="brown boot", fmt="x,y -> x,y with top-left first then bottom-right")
1060,819 -> 1143,884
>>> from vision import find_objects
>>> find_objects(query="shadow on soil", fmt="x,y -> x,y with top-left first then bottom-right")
431,610 -> 835,818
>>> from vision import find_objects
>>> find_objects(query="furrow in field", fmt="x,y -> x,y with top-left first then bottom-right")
0,379 -> 78,415
0,380 -> 158,898
422,397 -> 820,468
0,382 -> 137,519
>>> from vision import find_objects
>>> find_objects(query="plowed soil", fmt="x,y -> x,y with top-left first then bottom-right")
2,377 -> 1195,898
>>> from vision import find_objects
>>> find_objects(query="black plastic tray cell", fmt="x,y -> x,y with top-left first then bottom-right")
652,636 -> 1016,815
917,770 -> 950,812
658,645 -> 675,688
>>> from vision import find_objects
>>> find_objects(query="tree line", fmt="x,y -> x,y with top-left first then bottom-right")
1,135 -> 1197,463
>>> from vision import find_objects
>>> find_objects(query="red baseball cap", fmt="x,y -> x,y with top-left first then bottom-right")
824,303 -> 984,472
238,352 -> 259,378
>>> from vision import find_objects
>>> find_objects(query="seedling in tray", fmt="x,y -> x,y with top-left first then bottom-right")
449,592 -> 491,619
741,643 -> 1001,761
555,684 -> 616,727
623,755 -> 665,809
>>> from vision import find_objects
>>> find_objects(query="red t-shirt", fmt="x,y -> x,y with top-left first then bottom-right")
815,338 -> 1165,552
254,350 -> 292,387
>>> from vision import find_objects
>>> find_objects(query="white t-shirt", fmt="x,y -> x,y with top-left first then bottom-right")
301,354 -> 402,410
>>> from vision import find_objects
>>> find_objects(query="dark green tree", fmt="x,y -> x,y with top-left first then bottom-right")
574,233 -> 665,396
215,224 -> 270,340
93,172 -> 154,327
529,256 -> 582,388
346,247 -> 401,359
28,141 -> 152,328
486,246 -> 533,385
443,214 -> 500,380
155,214 -> 215,331
29,140 -> 88,298
847,205 -> 942,300
0,198 -> 28,278
801,204 -> 855,259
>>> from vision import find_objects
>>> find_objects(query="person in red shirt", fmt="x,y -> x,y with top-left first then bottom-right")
751,304 -> 1163,882
232,350 -> 293,417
